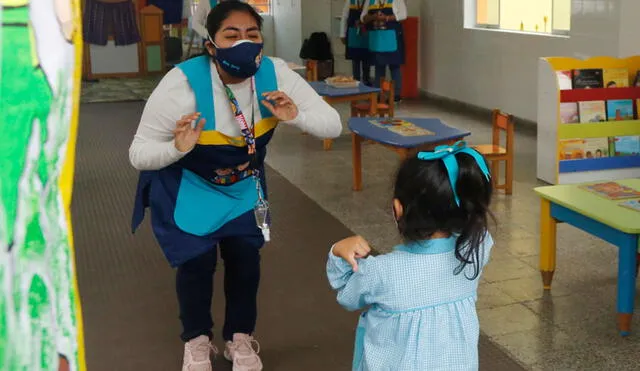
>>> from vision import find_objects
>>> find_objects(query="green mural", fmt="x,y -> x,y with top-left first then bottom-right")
0,0 -> 85,370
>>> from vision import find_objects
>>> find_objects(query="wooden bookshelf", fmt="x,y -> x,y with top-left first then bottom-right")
537,56 -> 640,184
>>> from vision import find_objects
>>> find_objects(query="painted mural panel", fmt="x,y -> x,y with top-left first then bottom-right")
0,0 -> 85,370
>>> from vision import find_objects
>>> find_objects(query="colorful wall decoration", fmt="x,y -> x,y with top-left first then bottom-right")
0,0 -> 86,370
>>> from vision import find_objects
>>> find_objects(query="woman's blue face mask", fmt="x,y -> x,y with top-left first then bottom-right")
210,38 -> 264,79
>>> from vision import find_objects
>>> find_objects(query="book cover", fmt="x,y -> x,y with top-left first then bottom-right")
583,138 -> 609,159
606,99 -> 634,121
580,182 -> 640,200
603,68 -> 629,88
556,70 -> 573,90
578,101 -> 606,123
634,71 -> 640,87
560,103 -> 579,124
612,136 -> 640,156
619,199 -> 640,212
572,69 -> 604,89
559,139 -> 585,160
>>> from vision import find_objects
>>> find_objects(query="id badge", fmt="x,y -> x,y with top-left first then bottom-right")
253,176 -> 271,242
254,200 -> 270,242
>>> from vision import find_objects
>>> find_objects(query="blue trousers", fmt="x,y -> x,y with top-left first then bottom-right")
352,59 -> 372,85
374,64 -> 402,98
177,235 -> 263,342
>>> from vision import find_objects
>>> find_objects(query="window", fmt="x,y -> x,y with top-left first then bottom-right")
247,0 -> 271,15
476,0 -> 570,35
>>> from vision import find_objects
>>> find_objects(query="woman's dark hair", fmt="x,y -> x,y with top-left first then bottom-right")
393,151 -> 493,279
206,0 -> 263,37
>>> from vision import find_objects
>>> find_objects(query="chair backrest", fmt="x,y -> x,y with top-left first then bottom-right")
380,78 -> 395,116
305,60 -> 318,81
491,109 -> 515,153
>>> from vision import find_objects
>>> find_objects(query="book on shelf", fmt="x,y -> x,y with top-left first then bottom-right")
560,102 -> 579,124
603,68 -> 629,88
572,69 -> 604,89
611,136 -> 640,156
584,138 -> 609,159
578,101 -> 606,123
619,199 -> 640,212
606,99 -> 634,121
559,139 -> 585,160
634,71 -> 640,87
580,181 -> 640,200
556,70 -> 573,90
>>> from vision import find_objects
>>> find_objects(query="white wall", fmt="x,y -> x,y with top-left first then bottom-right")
422,0 -> 640,122
272,0 -> 303,63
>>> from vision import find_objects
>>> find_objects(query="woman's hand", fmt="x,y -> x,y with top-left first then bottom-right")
174,113 -> 206,153
332,236 -> 372,272
262,91 -> 299,122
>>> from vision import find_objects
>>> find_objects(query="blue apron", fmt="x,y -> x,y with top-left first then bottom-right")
345,0 -> 369,61
210,0 -> 217,7
366,0 -> 405,66
131,55 -> 279,267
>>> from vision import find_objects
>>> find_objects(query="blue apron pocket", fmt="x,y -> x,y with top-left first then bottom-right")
348,27 -> 368,49
174,169 -> 258,236
368,29 -> 397,53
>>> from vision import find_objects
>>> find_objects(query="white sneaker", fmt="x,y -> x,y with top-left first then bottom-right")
223,333 -> 263,371
182,335 -> 218,371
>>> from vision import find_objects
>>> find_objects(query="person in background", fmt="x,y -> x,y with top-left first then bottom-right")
327,141 -> 494,370
192,0 -> 245,39
340,0 -> 371,85
130,2 -> 341,370
361,0 -> 406,102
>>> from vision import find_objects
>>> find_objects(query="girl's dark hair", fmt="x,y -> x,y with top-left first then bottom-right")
206,0 -> 263,37
393,151 -> 493,279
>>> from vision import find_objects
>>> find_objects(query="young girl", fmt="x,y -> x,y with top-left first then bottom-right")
327,141 -> 494,371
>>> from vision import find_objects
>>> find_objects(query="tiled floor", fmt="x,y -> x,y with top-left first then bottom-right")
264,99 -> 640,370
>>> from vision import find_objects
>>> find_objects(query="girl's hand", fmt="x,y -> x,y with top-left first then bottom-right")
332,236 -> 371,272
174,113 -> 206,153
262,91 -> 299,122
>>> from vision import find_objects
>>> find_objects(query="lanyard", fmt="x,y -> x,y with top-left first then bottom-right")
377,0 -> 386,8
356,0 -> 364,10
222,78 -> 257,155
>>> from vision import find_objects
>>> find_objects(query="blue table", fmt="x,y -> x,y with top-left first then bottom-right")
348,117 -> 471,190
308,81 -> 381,150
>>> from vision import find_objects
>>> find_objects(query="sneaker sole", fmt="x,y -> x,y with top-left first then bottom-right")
223,351 -> 263,371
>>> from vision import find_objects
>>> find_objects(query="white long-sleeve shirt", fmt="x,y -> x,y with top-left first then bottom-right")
129,57 -> 342,171
360,0 -> 407,22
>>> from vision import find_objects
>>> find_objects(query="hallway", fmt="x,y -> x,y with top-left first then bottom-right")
73,102 -> 525,370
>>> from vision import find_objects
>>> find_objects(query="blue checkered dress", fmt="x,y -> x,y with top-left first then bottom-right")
327,234 -> 493,371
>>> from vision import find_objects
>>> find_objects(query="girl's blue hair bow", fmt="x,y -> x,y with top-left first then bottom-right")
417,141 -> 491,206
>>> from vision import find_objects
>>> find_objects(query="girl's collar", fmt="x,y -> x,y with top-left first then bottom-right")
394,236 -> 457,255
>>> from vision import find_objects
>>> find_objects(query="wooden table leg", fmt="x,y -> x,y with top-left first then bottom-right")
539,199 -> 557,289
369,93 -> 378,116
617,234 -> 638,336
352,133 -> 363,191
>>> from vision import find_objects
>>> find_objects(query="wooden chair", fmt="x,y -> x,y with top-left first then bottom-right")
472,109 -> 515,195
352,78 -> 395,118
305,60 -> 318,81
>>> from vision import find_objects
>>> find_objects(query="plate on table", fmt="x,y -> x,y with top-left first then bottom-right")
325,76 -> 360,88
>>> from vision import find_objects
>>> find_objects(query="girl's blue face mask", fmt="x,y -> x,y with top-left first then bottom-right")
210,38 -> 264,79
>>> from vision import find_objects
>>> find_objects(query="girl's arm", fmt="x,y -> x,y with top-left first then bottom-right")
339,0 -> 350,39
391,0 -> 407,22
326,238 -> 381,311
129,68 -> 195,171
273,58 -> 342,139
360,1 -> 371,22
192,0 -> 210,39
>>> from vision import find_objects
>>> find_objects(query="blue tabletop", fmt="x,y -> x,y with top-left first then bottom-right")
308,81 -> 381,98
348,117 -> 471,148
